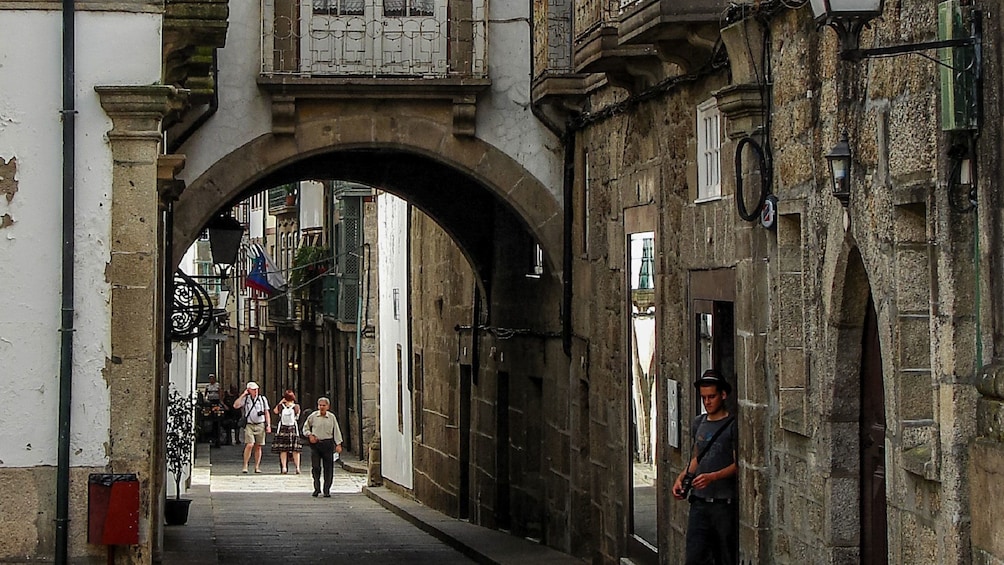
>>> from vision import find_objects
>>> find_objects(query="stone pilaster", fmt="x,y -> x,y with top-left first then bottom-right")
96,84 -> 177,564
971,363 -> 1004,563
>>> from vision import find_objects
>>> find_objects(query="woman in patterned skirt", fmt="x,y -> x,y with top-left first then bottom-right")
271,390 -> 303,474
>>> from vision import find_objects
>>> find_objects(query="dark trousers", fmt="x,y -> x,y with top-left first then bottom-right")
685,499 -> 738,565
310,439 -> 335,494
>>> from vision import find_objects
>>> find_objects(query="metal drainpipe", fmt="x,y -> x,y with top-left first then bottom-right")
561,132 -> 574,357
354,247 -> 364,455
55,0 -> 76,562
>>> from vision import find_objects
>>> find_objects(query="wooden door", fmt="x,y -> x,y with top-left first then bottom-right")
860,296 -> 888,564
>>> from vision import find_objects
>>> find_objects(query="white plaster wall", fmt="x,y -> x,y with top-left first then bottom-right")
479,1 -> 563,202
177,0 -> 272,185
166,337 -> 196,497
377,193 -> 413,488
250,203 -> 264,240
300,180 -> 324,230
0,10 -> 162,467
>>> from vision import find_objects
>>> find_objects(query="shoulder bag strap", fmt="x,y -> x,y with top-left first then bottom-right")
694,415 -> 735,464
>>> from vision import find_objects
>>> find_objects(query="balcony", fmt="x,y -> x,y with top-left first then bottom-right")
258,0 -> 491,135
268,185 -> 298,215
561,0 -> 728,93
268,294 -> 292,323
616,0 -> 726,72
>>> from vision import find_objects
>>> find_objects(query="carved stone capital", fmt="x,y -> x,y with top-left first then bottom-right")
95,85 -> 179,140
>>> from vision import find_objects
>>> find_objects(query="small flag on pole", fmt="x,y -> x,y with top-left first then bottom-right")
245,244 -> 287,296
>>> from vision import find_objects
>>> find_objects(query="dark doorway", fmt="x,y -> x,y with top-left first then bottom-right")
459,363 -> 472,520
860,295 -> 888,564
496,371 -> 511,529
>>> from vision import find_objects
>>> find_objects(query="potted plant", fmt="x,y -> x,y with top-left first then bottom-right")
284,184 -> 297,206
290,245 -> 331,298
165,385 -> 196,526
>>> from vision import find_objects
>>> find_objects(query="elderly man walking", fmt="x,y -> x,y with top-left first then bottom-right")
301,397 -> 344,497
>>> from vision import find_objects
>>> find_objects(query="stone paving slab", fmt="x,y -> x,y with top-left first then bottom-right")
164,443 -> 586,564
365,486 -> 588,565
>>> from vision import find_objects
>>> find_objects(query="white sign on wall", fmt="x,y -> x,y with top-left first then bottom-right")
667,379 -> 680,448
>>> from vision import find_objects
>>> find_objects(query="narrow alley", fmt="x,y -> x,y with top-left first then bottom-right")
161,443 -> 583,565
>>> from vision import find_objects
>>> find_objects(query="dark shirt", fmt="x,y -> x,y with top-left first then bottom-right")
690,414 -> 737,500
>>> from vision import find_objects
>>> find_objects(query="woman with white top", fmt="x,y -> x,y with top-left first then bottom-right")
270,389 -> 302,474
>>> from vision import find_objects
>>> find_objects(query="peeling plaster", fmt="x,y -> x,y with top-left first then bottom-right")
0,156 -> 16,203
0,214 -> 12,229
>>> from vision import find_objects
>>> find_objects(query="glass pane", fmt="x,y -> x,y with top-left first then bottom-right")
313,0 -> 335,15
413,0 -> 435,16
384,0 -> 405,16
342,0 -> 364,15
629,231 -> 657,547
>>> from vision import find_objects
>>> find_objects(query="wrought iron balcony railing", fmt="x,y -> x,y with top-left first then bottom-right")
261,0 -> 488,78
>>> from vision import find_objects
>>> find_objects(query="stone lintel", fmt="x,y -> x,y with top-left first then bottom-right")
258,78 -> 493,137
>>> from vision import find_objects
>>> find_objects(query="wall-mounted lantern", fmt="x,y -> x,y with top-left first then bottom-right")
813,0 -> 982,211
825,131 -> 852,207
809,0 -> 885,55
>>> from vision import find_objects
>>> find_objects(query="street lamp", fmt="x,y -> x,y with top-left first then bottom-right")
809,0 -> 884,55
825,131 -> 852,207
207,214 -> 245,269
810,0 -> 980,63
813,1 -> 982,211
171,215 -> 245,341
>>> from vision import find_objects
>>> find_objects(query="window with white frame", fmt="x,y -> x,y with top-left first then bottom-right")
696,98 -> 722,201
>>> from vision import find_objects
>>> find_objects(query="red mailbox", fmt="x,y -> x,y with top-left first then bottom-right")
87,473 -> 139,545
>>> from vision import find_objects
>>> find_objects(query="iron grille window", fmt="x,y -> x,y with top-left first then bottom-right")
384,0 -> 434,17
313,0 -> 364,16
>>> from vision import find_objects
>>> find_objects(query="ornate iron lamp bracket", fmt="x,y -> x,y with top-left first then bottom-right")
171,269 -> 215,341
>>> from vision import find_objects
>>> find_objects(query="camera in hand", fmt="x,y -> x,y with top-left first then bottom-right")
680,472 -> 695,499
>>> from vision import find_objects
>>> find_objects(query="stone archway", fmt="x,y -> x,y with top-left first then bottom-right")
171,116 -> 563,283
819,243 -> 876,562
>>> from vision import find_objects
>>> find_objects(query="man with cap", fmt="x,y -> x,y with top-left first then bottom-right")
673,368 -> 738,564
233,381 -> 271,474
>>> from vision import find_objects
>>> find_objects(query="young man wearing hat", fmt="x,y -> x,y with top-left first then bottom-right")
233,381 -> 271,474
672,369 -> 738,564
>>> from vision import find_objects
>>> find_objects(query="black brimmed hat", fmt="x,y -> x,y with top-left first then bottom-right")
694,369 -> 731,394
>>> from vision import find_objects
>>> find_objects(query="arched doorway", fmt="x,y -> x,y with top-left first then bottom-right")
823,246 -> 888,563
860,294 -> 887,563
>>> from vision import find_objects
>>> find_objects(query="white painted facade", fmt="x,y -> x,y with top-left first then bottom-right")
0,10 -> 162,468
377,193 -> 413,488
300,180 -> 325,230
478,1 -> 563,200
176,0 -> 274,186
178,0 -> 562,203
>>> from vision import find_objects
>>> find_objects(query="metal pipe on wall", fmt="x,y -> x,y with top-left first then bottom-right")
55,0 -> 76,561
